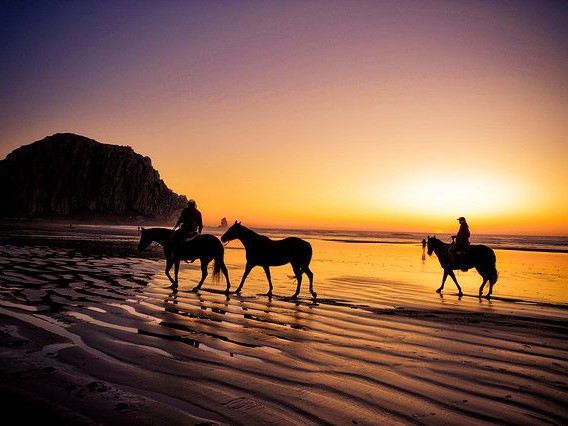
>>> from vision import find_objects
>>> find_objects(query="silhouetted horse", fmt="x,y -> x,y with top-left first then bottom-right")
221,221 -> 317,300
427,236 -> 498,298
137,227 -> 230,293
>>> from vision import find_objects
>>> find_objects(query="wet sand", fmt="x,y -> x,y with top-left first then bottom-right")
0,225 -> 567,424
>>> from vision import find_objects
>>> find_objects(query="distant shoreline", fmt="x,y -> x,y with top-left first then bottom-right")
323,238 -> 568,253
1,218 -> 567,255
494,246 -> 568,254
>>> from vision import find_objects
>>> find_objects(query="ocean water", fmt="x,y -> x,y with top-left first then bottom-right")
239,227 -> 568,306
1,220 -> 567,305
1,219 -> 567,252
257,227 -> 568,253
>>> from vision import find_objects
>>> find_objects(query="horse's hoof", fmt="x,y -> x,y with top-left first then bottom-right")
191,287 -> 199,292
290,294 -> 298,300
311,292 -> 318,300
436,288 -> 442,294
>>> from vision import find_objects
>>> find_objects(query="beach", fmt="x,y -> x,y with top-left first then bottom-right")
0,222 -> 567,424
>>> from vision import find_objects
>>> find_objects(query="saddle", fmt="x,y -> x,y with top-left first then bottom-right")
171,231 -> 199,263
182,232 -> 199,242
453,246 -> 471,271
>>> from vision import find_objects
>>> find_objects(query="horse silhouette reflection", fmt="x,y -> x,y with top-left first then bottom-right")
221,221 -> 317,300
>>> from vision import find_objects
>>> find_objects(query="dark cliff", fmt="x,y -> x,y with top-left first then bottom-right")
0,133 -> 188,222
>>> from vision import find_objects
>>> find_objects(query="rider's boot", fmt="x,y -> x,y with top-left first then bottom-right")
456,251 -> 469,271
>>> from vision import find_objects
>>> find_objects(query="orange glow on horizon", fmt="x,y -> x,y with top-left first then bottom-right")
1,2 -> 567,236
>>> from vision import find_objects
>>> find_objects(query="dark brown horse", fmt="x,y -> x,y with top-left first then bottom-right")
137,227 -> 230,293
427,236 -> 498,298
221,221 -> 316,300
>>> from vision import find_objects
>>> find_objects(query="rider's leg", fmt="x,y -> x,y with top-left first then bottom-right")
448,244 -> 456,267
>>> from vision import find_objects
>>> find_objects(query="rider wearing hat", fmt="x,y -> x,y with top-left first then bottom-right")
448,216 -> 470,268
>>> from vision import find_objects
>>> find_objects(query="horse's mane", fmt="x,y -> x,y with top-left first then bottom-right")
146,227 -> 174,235
235,224 -> 268,241
428,236 -> 451,255
143,227 -> 174,242
430,236 -> 449,246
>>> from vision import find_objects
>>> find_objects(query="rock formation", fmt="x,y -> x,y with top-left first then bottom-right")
0,133 -> 187,222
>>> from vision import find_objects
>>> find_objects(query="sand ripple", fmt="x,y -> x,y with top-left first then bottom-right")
0,244 -> 566,425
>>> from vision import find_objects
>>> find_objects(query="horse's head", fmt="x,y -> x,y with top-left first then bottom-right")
221,221 -> 242,243
427,236 -> 436,256
137,227 -> 152,251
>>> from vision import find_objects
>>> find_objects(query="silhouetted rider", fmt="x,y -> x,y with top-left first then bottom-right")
448,216 -> 470,268
170,199 -> 203,258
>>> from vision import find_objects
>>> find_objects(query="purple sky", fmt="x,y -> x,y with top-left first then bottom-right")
1,1 -> 567,233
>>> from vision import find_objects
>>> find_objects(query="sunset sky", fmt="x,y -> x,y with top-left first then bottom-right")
1,1 -> 567,235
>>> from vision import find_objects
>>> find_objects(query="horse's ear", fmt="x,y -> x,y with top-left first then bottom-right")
238,221 -> 241,225
234,220 -> 238,225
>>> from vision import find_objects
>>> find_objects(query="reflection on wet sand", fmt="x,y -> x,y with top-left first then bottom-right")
0,242 -> 567,424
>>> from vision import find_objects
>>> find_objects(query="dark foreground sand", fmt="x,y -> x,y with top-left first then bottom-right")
0,227 -> 567,425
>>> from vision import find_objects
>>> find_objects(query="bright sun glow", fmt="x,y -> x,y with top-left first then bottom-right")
384,171 -> 523,218
1,2 -> 567,235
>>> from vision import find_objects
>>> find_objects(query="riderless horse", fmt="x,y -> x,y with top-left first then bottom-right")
221,221 -> 317,300
137,227 -> 230,293
427,236 -> 498,298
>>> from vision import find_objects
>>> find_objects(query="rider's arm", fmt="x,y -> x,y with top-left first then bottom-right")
197,212 -> 203,233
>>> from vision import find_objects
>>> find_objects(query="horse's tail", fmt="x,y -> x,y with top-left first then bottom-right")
488,247 -> 499,284
211,259 -> 222,284
211,237 -> 226,284
491,265 -> 499,284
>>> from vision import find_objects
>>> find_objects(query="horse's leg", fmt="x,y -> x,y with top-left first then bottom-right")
165,258 -> 176,286
291,264 -> 302,299
478,276 -> 488,298
174,259 -> 180,287
481,272 -> 495,299
192,259 -> 209,292
485,262 -> 498,299
475,264 -> 493,299
447,269 -> 463,298
220,262 -> 231,294
305,267 -> 316,299
486,279 -> 495,299
235,263 -> 253,295
262,265 -> 273,297
436,270 -> 449,294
